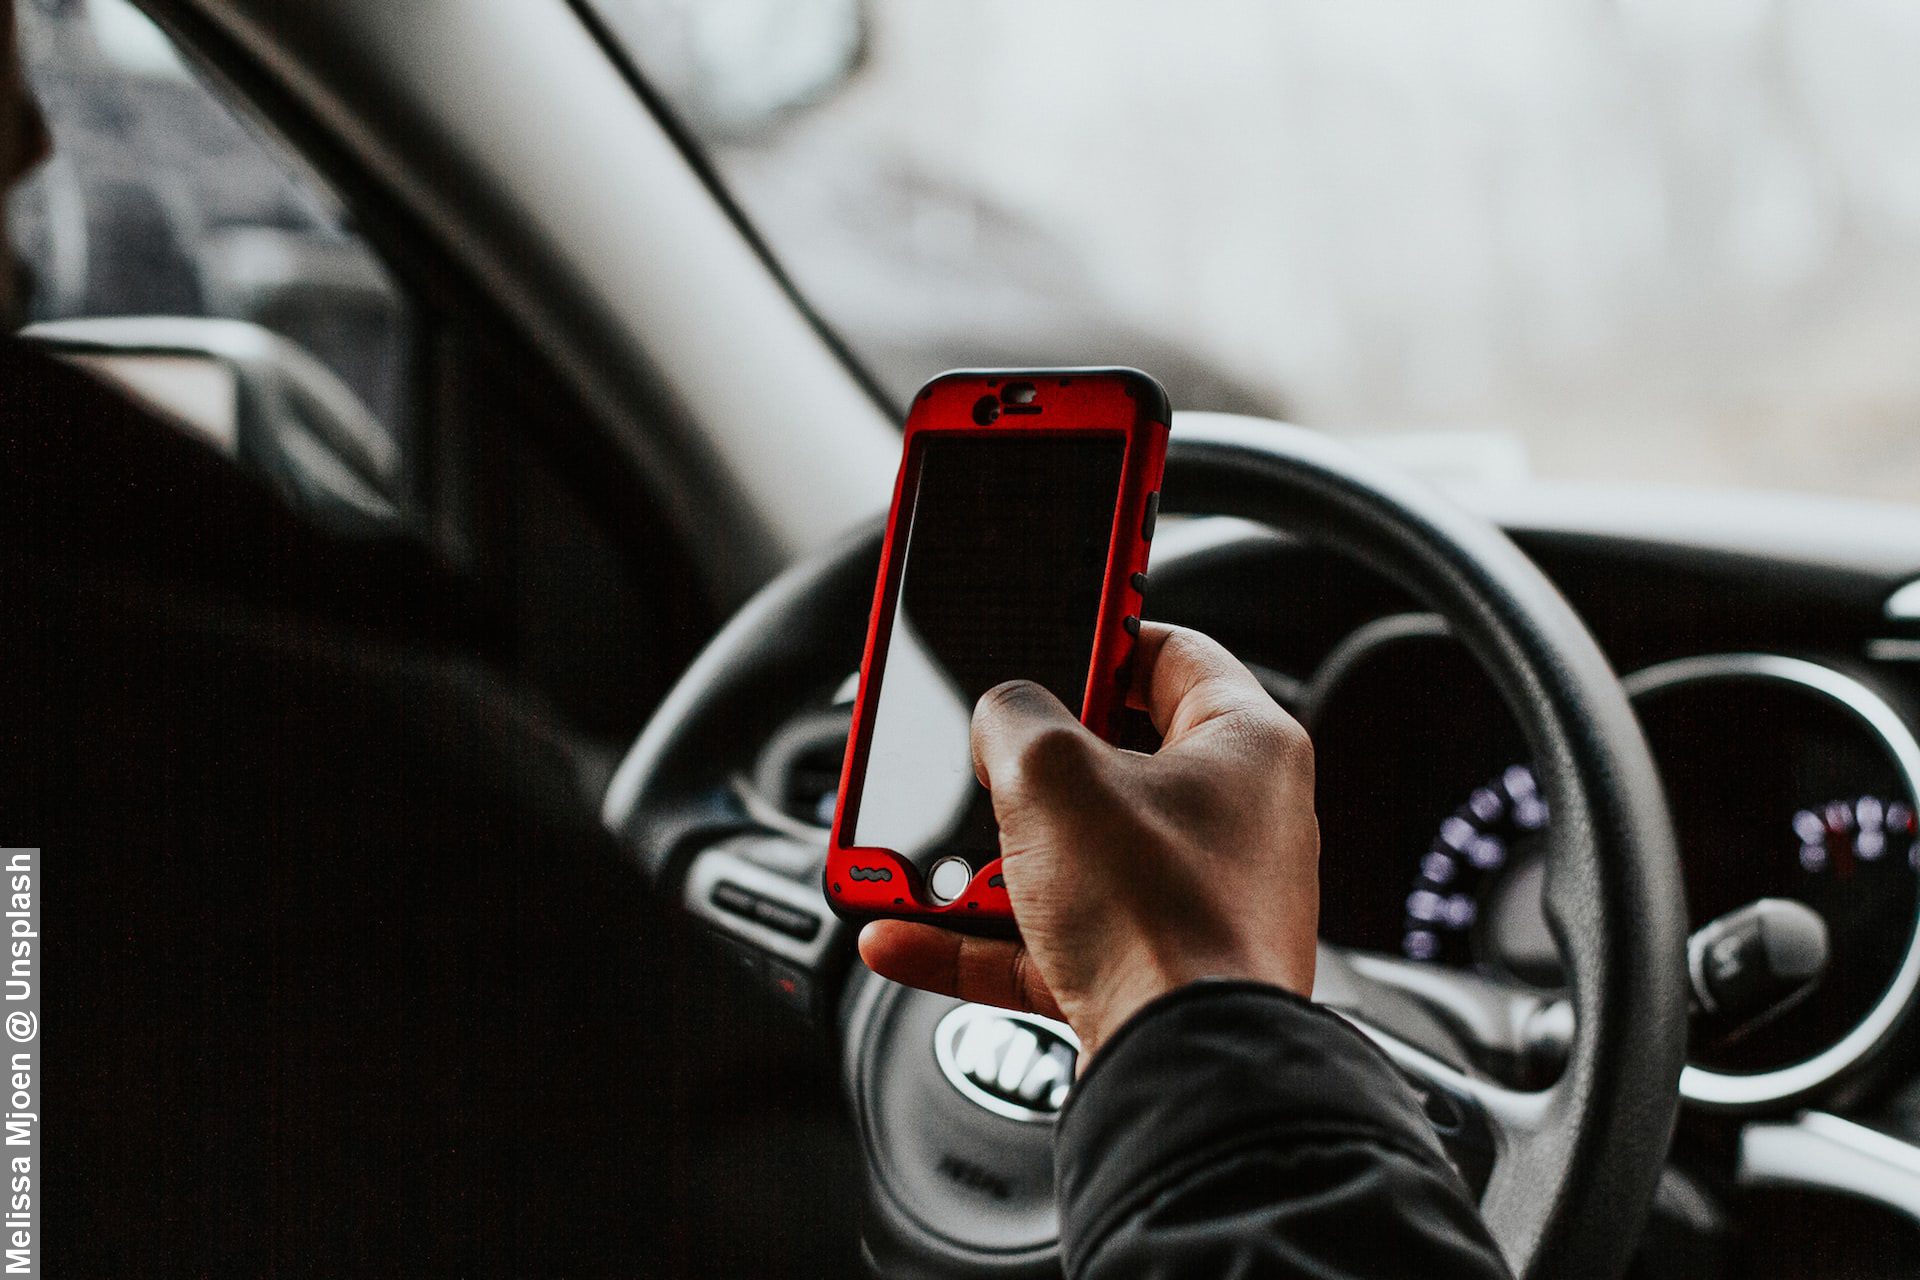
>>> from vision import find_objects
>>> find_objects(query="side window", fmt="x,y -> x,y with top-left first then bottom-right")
7,0 -> 717,733
8,0 -> 416,499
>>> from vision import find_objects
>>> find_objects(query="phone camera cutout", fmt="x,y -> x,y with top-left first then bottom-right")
1001,381 -> 1043,414
972,396 -> 1001,425
927,856 -> 971,904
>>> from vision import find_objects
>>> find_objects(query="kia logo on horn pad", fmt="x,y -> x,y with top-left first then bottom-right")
933,1004 -> 1079,1122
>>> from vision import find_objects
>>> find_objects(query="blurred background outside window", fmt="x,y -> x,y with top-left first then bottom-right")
600,0 -> 1920,503
7,0 -> 416,463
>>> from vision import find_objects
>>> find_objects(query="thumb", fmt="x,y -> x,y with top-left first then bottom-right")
969,680 -> 1104,818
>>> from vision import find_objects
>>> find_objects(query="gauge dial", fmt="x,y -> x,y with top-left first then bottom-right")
1307,611 -> 1920,1104
1401,763 -> 1548,973
1791,797 -> 1917,875
1397,659 -> 1920,1095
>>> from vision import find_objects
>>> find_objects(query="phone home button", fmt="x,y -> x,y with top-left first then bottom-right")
928,857 -> 972,905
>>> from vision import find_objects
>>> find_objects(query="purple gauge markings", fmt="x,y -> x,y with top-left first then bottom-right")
1793,794 -> 1915,875
1468,787 -> 1505,824
1403,762 -> 1550,965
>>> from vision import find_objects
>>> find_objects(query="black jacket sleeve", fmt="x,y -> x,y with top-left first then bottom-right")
1054,981 -> 1514,1280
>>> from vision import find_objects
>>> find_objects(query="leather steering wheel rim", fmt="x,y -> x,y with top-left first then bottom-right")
1164,412 -> 1687,1277
603,411 -> 1688,1280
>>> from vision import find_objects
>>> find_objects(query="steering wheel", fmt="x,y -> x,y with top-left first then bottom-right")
602,413 -> 1688,1280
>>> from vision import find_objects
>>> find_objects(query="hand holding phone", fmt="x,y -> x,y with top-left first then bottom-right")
826,369 -> 1169,930
858,621 -> 1321,1063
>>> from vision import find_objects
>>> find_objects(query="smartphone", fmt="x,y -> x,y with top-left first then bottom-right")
825,368 -> 1169,931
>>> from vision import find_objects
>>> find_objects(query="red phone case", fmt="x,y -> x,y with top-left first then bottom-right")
825,368 -> 1170,930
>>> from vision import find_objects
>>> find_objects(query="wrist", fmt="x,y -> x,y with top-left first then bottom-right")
1069,947 -> 1314,1068
1069,969 -> 1182,1069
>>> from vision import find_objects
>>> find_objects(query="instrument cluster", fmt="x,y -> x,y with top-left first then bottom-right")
1309,618 -> 1920,1106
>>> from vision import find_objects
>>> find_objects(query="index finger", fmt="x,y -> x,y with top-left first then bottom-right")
1128,622 -> 1285,743
857,920 -> 1064,1023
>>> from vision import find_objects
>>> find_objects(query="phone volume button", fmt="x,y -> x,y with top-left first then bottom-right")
1123,615 -> 1141,637
1130,571 -> 1148,594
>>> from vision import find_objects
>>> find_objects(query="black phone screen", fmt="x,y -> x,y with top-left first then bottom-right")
848,432 -> 1127,872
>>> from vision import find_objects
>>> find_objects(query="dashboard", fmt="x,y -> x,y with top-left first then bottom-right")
1141,498 -> 1920,1125
1307,615 -> 1920,1106
737,490 -> 1920,1119
692,481 -> 1920,1270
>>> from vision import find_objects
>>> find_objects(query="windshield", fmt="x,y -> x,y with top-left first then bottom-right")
597,2 -> 1920,503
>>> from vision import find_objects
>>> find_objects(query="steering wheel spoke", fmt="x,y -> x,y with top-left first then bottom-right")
1315,942 -> 1569,1198
1344,1009 -> 1553,1198
683,830 -> 845,1021
1333,946 -> 1574,1088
